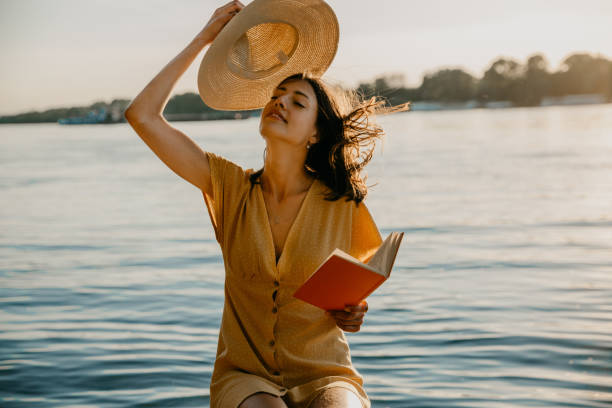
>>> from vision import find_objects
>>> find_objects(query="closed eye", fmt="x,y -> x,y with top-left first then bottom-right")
270,94 -> 306,108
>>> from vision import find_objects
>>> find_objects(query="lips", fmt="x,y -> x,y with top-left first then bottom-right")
267,109 -> 287,123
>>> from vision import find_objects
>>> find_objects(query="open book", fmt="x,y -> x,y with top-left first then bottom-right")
293,231 -> 404,311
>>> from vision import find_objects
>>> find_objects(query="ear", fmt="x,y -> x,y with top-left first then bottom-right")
309,131 -> 319,145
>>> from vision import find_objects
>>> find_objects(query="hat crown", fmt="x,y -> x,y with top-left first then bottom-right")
198,0 -> 339,111
228,22 -> 298,80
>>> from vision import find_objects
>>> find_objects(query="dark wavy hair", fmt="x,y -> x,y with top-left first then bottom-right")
249,72 -> 410,204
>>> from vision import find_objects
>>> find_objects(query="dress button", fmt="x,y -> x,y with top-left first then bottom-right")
274,280 -> 279,287
272,306 -> 278,313
269,340 -> 275,347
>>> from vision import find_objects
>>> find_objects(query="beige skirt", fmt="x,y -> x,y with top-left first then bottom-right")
210,370 -> 371,408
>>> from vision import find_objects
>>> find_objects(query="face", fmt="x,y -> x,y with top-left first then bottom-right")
259,79 -> 319,148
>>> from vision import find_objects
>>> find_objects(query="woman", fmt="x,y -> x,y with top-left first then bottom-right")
125,1 -> 408,407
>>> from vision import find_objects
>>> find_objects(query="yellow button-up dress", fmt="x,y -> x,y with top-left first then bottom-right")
202,151 -> 383,408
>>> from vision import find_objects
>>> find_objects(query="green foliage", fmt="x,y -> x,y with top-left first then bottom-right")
0,99 -> 132,124
477,58 -> 523,103
0,94 -> 259,124
2,51 -> 611,124
420,69 -> 477,102
358,52 -> 612,108
163,92 -> 212,114
553,53 -> 612,96
356,75 -> 419,107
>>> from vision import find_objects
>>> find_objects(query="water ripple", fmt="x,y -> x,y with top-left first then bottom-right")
3,108 -> 612,407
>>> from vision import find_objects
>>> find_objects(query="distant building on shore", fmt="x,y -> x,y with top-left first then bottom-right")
57,107 -> 259,125
34,92 -> 612,125
410,100 -> 480,111
58,108 -> 108,124
408,93 -> 609,112
540,93 -> 607,107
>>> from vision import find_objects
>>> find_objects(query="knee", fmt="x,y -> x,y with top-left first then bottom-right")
239,392 -> 288,408
308,387 -> 363,408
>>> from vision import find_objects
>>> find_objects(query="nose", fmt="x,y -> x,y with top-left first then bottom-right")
274,95 -> 286,109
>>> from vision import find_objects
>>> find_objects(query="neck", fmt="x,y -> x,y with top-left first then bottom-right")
261,143 -> 314,202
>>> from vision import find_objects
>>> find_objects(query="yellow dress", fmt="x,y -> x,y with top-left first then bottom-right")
202,151 -> 383,408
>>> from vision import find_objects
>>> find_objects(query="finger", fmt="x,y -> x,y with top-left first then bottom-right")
329,310 -> 350,319
344,302 -> 368,313
330,312 -> 364,323
341,325 -> 361,333
218,1 -> 240,14
330,310 -> 361,320
327,309 -> 351,316
343,306 -> 366,317
329,304 -> 366,317
229,1 -> 243,11
337,317 -> 364,326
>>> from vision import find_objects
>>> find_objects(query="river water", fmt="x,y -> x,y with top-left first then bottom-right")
1,104 -> 611,407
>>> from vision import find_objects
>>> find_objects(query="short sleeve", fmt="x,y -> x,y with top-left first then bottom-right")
201,151 -> 250,246
349,201 -> 383,264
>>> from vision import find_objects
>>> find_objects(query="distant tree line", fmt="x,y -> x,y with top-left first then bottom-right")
357,52 -> 612,107
1,51 -> 610,124
0,92 -> 260,124
0,99 -> 121,124
0,99 -> 134,124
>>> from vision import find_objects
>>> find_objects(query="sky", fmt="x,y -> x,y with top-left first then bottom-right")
1,0 -> 611,116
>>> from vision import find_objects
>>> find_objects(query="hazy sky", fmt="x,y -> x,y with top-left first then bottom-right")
1,0 -> 611,115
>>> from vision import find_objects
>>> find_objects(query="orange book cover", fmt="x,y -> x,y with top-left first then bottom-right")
293,232 -> 404,311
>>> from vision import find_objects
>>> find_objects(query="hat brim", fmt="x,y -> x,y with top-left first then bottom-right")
198,0 -> 339,111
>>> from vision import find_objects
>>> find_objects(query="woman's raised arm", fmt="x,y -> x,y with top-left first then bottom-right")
124,1 -> 244,196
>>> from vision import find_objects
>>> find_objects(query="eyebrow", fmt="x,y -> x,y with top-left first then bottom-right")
276,86 -> 311,102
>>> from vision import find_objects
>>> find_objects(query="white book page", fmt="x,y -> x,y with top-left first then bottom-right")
327,248 -> 381,275
366,232 -> 404,278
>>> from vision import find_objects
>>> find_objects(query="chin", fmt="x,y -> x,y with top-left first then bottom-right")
259,122 -> 285,140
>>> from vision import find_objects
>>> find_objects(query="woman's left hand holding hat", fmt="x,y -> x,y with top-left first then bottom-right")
197,0 -> 245,44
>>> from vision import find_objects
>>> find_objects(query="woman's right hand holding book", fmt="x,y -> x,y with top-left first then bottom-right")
326,300 -> 369,333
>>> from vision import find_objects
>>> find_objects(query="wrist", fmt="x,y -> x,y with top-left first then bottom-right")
193,31 -> 214,48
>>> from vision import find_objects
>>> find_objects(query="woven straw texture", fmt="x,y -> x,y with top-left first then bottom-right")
198,0 -> 339,111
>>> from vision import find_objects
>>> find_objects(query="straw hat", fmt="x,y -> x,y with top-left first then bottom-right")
197,0 -> 339,111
